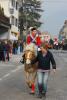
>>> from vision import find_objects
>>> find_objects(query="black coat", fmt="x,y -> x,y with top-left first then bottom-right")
31,51 -> 56,70
0,43 -> 3,52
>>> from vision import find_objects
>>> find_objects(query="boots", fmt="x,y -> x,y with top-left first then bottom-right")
30,83 -> 35,94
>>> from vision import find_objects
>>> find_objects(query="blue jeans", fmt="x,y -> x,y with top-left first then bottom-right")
4,51 -> 6,60
15,48 -> 17,54
17,46 -> 20,54
37,70 -> 50,93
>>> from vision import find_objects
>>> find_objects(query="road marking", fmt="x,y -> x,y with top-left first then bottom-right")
0,65 -> 23,82
0,78 -> 2,81
3,73 -> 10,78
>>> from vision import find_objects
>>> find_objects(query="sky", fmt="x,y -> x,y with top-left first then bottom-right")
39,0 -> 67,37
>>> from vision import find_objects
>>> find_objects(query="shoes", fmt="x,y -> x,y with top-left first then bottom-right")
37,93 -> 42,99
29,91 -> 35,95
42,92 -> 46,97
37,92 -> 46,99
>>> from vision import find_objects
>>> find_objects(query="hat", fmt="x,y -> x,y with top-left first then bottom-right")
31,27 -> 36,31
29,27 -> 33,30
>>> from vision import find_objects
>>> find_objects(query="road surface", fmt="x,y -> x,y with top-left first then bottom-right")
0,51 -> 67,100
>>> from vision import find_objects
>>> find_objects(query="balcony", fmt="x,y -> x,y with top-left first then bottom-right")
0,14 -> 10,28
9,7 -> 14,14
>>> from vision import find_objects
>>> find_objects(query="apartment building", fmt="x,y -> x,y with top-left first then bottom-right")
0,0 -> 20,40
59,20 -> 67,41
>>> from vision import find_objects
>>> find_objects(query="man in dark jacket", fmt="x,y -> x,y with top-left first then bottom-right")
31,43 -> 56,98
0,41 -> 5,61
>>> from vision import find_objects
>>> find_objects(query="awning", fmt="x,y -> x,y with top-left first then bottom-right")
0,25 -> 9,35
0,15 -> 11,34
0,22 -> 10,28
0,15 -> 11,28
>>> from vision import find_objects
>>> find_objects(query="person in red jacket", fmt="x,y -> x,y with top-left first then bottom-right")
25,28 -> 41,94
26,27 -> 41,49
36,34 -> 42,47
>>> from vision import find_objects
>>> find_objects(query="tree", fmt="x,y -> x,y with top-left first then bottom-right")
19,0 -> 43,35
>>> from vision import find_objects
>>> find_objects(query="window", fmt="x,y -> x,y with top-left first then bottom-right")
15,18 -> 18,27
11,16 -> 14,25
11,0 -> 15,7
16,2 -> 18,10
9,8 -> 14,14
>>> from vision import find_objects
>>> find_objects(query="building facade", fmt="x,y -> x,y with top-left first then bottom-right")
0,0 -> 20,40
0,9 -> 10,40
59,20 -> 67,42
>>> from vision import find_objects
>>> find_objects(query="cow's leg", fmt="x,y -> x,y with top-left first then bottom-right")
25,71 -> 32,88
30,71 -> 37,94
31,71 -> 37,84
25,71 -> 29,84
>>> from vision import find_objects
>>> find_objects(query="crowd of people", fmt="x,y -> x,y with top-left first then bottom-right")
0,40 -> 23,62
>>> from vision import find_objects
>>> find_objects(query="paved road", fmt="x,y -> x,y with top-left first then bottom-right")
0,51 -> 67,100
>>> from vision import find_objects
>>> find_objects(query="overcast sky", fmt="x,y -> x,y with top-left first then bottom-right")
39,0 -> 67,37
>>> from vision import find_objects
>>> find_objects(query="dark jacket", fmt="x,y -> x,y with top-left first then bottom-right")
31,51 -> 56,70
0,44 -> 3,52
